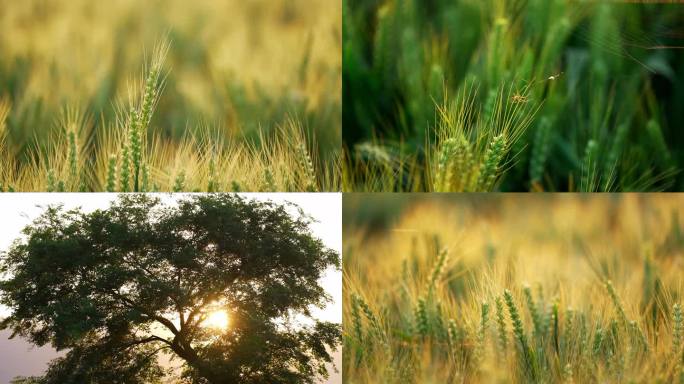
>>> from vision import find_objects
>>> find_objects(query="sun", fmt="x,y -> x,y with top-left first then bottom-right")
203,310 -> 229,330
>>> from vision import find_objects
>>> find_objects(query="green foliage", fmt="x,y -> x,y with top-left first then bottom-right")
0,194 -> 341,384
27,342 -> 167,384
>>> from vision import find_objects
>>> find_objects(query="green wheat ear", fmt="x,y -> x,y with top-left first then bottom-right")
426,248 -> 449,296
350,293 -> 364,342
128,108 -> 141,192
349,293 -> 365,365
263,169 -> 276,192
504,290 -> 527,347
452,136 -> 475,192
447,318 -> 461,352
673,304 -> 683,357
434,137 -> 457,192
129,40 -> 168,192
674,303 -> 684,384
504,289 -> 538,381
297,140 -> 317,192
173,170 -> 186,192
231,180 -> 241,192
592,325 -> 604,357
475,134 -> 506,191
604,280 -> 628,328
141,164 -> 150,192
495,296 -> 508,355
434,136 -> 477,192
538,286 -> 551,337
207,150 -> 218,193
523,284 -> 542,338
67,127 -> 78,183
629,320 -> 648,352
477,301 -> 490,362
46,168 -> 56,192
562,307 -> 574,354
105,154 -> 117,192
551,300 -> 559,352
415,297 -> 429,338
119,141 -> 131,192
355,294 -> 381,338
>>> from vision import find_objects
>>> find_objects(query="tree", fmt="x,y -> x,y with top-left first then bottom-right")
0,194 -> 341,384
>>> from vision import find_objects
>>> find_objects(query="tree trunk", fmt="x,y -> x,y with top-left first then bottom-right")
170,339 -> 233,383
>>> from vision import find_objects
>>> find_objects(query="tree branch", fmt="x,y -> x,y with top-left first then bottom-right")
122,335 -> 173,349
108,290 -> 181,336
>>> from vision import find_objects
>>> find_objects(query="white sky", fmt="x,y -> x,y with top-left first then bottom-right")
0,193 -> 341,383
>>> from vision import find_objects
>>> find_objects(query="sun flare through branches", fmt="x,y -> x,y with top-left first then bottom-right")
202,310 -> 230,330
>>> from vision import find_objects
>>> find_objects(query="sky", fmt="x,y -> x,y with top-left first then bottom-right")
0,193 -> 342,384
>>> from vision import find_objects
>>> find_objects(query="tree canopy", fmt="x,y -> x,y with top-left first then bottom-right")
0,194 -> 341,384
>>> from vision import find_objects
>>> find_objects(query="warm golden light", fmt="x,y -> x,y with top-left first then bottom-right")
203,310 -> 229,330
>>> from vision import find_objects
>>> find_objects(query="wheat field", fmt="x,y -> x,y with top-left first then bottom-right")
343,0 -> 684,192
0,0 -> 341,191
343,194 -> 684,383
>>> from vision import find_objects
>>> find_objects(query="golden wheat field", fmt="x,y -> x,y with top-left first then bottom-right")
0,0 -> 341,191
343,194 -> 684,383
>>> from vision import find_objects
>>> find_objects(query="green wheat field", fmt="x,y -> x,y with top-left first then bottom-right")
343,0 -> 684,191
343,194 -> 684,383
0,0 -> 341,192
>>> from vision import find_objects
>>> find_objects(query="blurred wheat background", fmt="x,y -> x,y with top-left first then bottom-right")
343,0 -> 684,192
0,0 -> 341,191
344,194 -> 684,382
